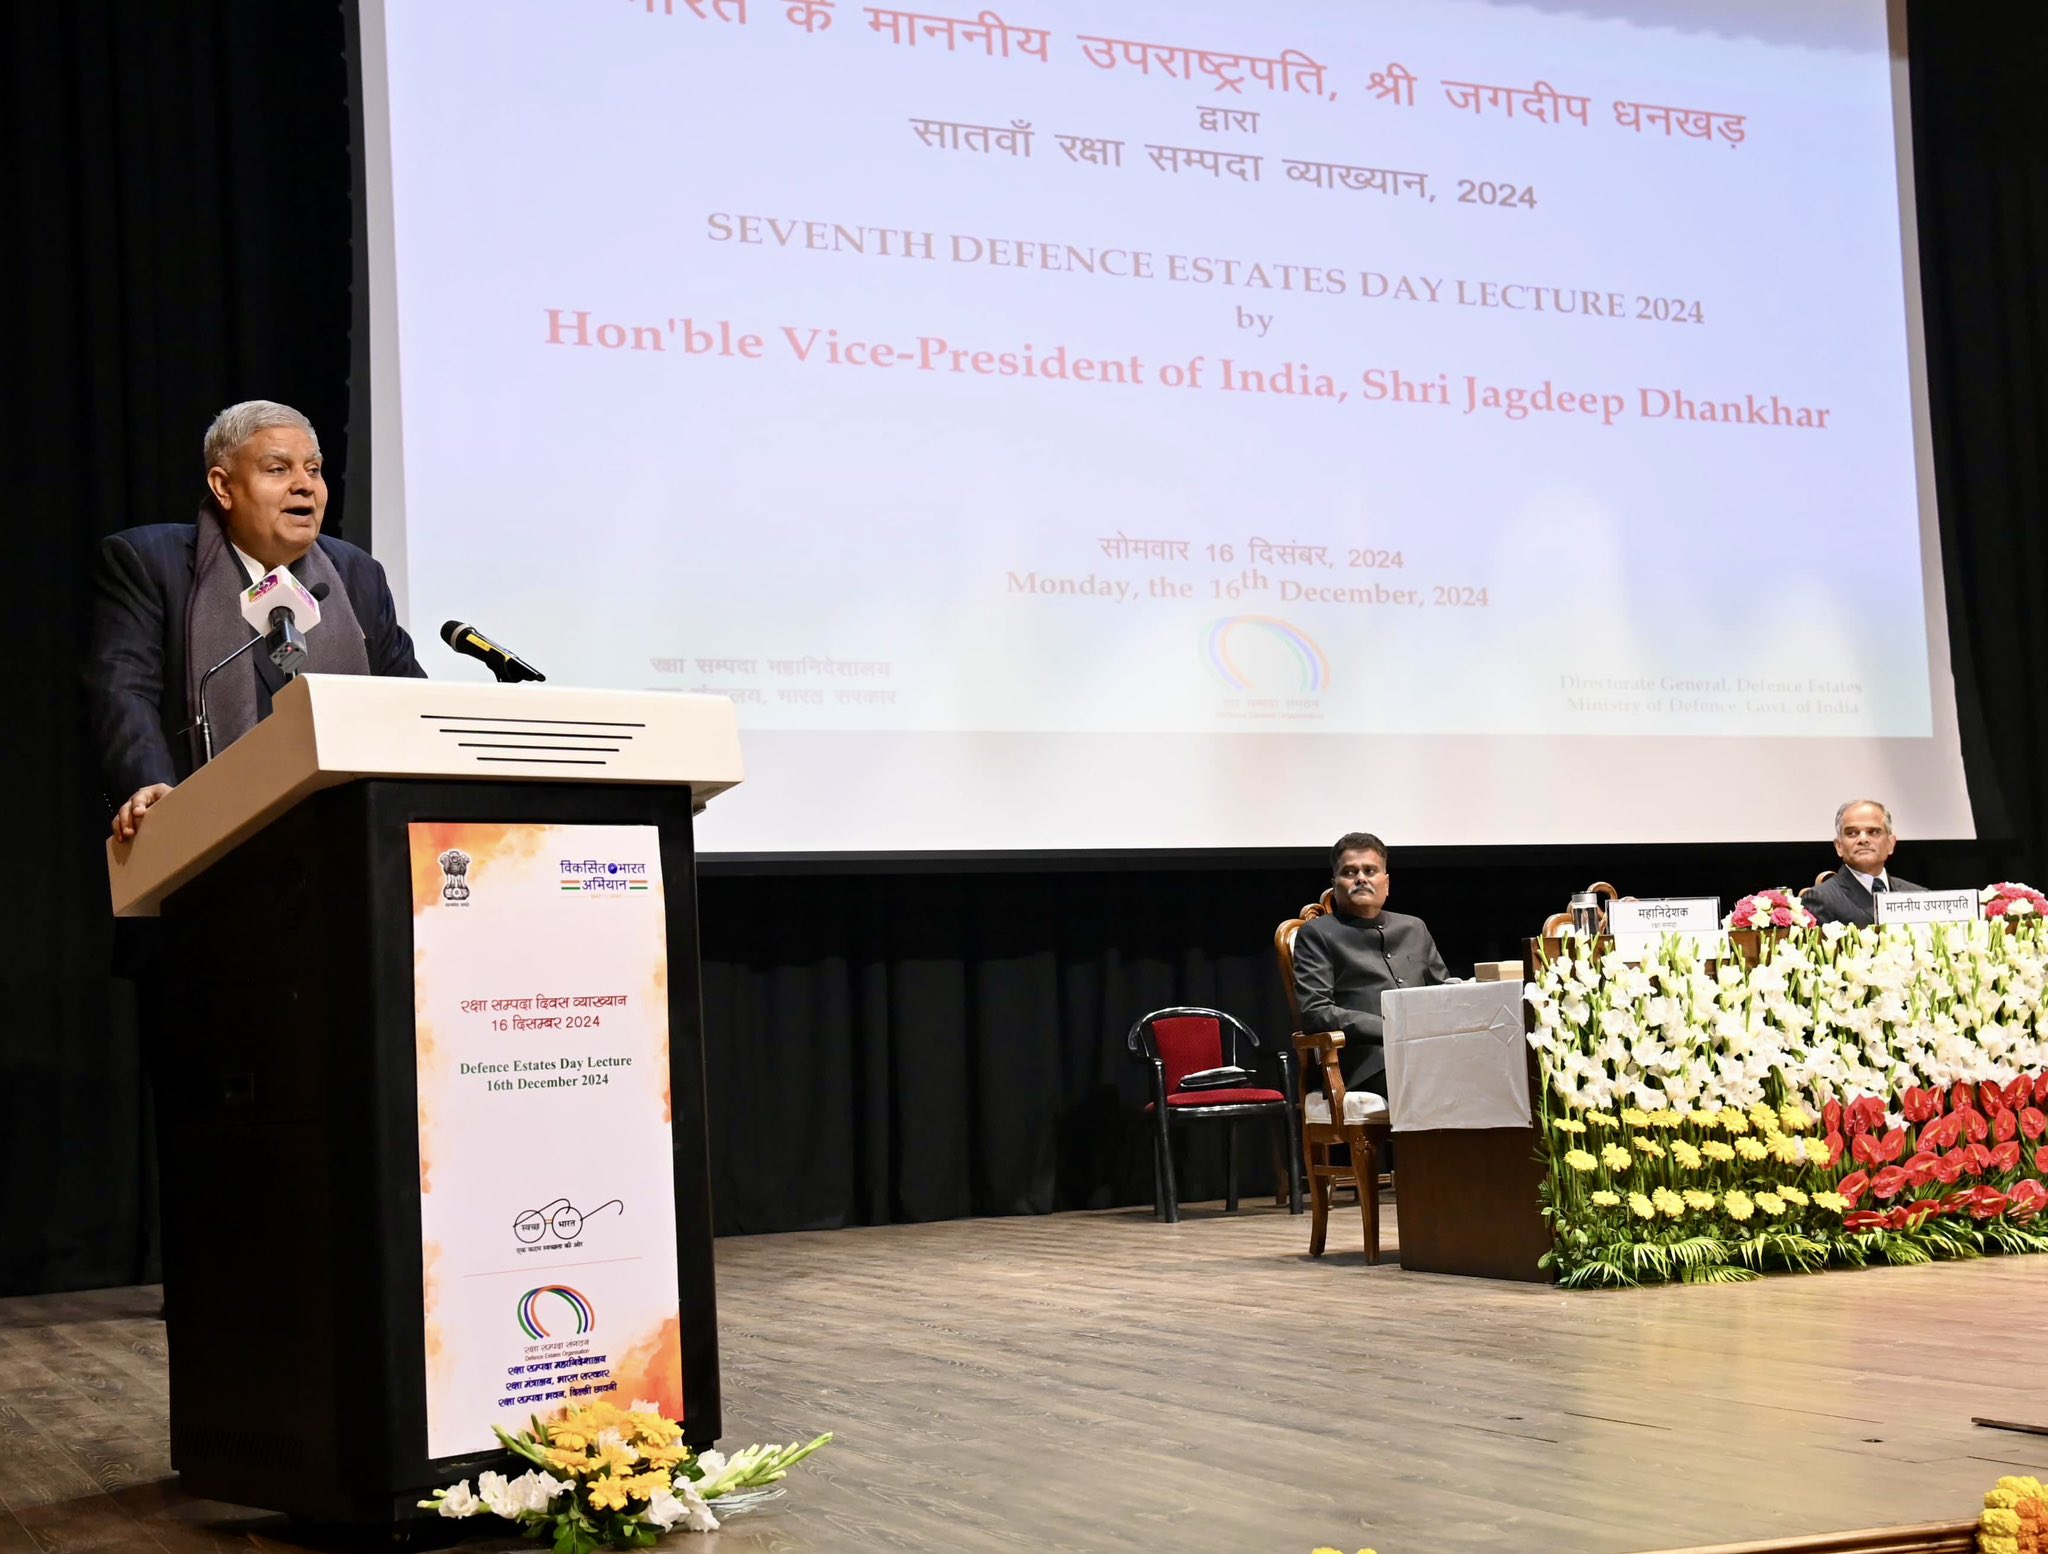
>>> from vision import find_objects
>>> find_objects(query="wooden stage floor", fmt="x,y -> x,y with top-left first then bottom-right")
3,1199 -> 2044,1554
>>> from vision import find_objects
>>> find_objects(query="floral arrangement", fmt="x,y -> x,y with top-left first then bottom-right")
421,1399 -> 830,1551
1984,883 -> 2048,921
1527,916 -> 2048,1286
1980,1474 -> 2047,1554
1723,887 -> 1815,931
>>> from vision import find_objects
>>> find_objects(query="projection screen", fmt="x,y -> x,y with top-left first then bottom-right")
356,0 -> 1972,853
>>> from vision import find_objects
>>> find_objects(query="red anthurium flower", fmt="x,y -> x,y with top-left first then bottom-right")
1824,1098 -> 1843,1134
2005,1075 -> 2033,1110
1902,1200 -> 1942,1226
1943,1189 -> 1976,1215
2008,1180 -> 2046,1221
1951,1083 -> 1975,1112
1843,1210 -> 1883,1231
1852,1134 -> 1879,1166
1994,1108 -> 2019,1143
1970,1141 -> 1995,1172
1991,1140 -> 2022,1173
1901,1087 -> 1941,1123
1981,1080 -> 2009,1114
1878,1127 -> 1906,1162
1920,1116 -> 1957,1151
1960,1109 -> 1990,1143
1837,1169 -> 1871,1206
1935,1155 -> 1965,1185
1872,1165 -> 1910,1200
2033,1073 -> 2048,1107
1971,1186 -> 2010,1220
2021,1107 -> 2047,1142
1903,1151 -> 1940,1187
2035,1146 -> 2048,1175
1824,1130 -> 1846,1166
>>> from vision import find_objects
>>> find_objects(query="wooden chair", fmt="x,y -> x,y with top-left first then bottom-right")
1274,892 -> 1392,1263
1125,1007 -> 1302,1224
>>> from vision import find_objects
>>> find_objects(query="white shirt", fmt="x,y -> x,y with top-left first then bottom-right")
1848,866 -> 1891,893
231,542 -> 272,586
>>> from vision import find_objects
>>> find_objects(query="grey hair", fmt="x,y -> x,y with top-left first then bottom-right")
202,400 -> 318,475
1834,798 -> 1894,836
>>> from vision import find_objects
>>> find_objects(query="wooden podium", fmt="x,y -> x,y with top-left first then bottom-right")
106,674 -> 743,1525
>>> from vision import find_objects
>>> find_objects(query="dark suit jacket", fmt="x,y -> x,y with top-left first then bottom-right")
86,522 -> 424,801
1804,868 -> 1925,928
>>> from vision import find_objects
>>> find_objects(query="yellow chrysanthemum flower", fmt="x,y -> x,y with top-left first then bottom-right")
1587,1112 -> 1619,1129
1649,1110 -> 1684,1131
1723,1190 -> 1754,1222
1779,1103 -> 1813,1133
1682,1188 -> 1716,1211
1773,1136 -> 1808,1165
1632,1136 -> 1666,1158
1812,1191 -> 1849,1213
551,1424 -> 590,1451
643,1438 -> 690,1471
1621,1107 -> 1652,1128
1600,1143 -> 1631,1171
1553,1116 -> 1587,1135
1670,1140 -> 1703,1170
1735,1136 -> 1769,1161
1689,1106 -> 1722,1126
1564,1149 -> 1598,1173
545,1445 -> 591,1476
1700,1139 -> 1736,1161
1591,1189 -> 1621,1207
1748,1102 -> 1779,1133
1754,1191 -> 1786,1216
1718,1108 -> 1750,1135
588,1476 -> 633,1513
594,1441 -> 641,1476
1628,1191 -> 1656,1220
1777,1184 -> 1809,1208
1651,1187 -> 1683,1218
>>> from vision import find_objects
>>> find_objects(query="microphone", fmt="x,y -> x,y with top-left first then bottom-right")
196,575 -> 334,764
441,620 -> 546,683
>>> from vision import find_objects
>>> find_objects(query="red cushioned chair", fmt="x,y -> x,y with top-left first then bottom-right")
1126,1006 -> 1302,1223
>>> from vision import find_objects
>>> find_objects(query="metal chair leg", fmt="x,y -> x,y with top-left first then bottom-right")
1224,1122 -> 1240,1213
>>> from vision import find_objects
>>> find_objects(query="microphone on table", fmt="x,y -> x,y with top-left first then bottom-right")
196,574 -> 332,764
441,620 -> 546,684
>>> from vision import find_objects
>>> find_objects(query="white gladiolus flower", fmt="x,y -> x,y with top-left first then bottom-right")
435,1481 -> 483,1519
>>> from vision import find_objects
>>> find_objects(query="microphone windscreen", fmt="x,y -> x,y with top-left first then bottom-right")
441,620 -> 465,647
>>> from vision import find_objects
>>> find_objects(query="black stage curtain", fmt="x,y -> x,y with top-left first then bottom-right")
3,3 -> 2045,1292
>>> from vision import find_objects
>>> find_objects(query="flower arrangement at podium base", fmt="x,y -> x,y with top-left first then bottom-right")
1528,909 -> 2048,1287
421,1399 -> 830,1550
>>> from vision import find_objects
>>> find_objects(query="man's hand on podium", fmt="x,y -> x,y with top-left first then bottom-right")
112,783 -> 173,842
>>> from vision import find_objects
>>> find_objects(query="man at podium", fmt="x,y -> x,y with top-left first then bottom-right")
1291,830 -> 1449,1092
87,400 -> 423,840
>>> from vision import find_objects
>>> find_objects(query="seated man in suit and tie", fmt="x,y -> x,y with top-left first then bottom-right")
1291,831 -> 1449,1093
1804,799 -> 1926,926
87,399 -> 424,842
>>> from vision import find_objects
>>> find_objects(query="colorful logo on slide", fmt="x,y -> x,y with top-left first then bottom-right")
1203,616 -> 1331,693
516,1285 -> 595,1340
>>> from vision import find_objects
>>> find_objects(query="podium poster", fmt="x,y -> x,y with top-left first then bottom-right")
409,821 -> 684,1459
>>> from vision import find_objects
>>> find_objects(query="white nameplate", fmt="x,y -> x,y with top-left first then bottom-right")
1607,897 -> 1722,963
1874,889 -> 1980,925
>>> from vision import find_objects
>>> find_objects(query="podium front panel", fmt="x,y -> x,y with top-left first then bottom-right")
156,779 -> 719,1523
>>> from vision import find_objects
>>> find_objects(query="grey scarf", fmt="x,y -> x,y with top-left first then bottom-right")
184,506 -> 372,767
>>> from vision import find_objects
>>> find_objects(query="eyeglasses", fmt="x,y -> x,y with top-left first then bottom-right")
512,1196 -> 624,1243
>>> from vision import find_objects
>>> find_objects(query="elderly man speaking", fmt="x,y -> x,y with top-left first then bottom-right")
86,400 -> 424,841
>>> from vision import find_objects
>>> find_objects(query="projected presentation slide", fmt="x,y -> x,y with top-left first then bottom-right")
364,0 -> 1972,850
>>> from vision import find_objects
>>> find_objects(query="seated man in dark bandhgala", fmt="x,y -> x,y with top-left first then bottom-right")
86,400 -> 425,842
1805,798 -> 1926,927
1292,831 -> 1448,1092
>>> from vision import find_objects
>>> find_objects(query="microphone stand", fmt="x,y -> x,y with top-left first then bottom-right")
193,609 -> 310,764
